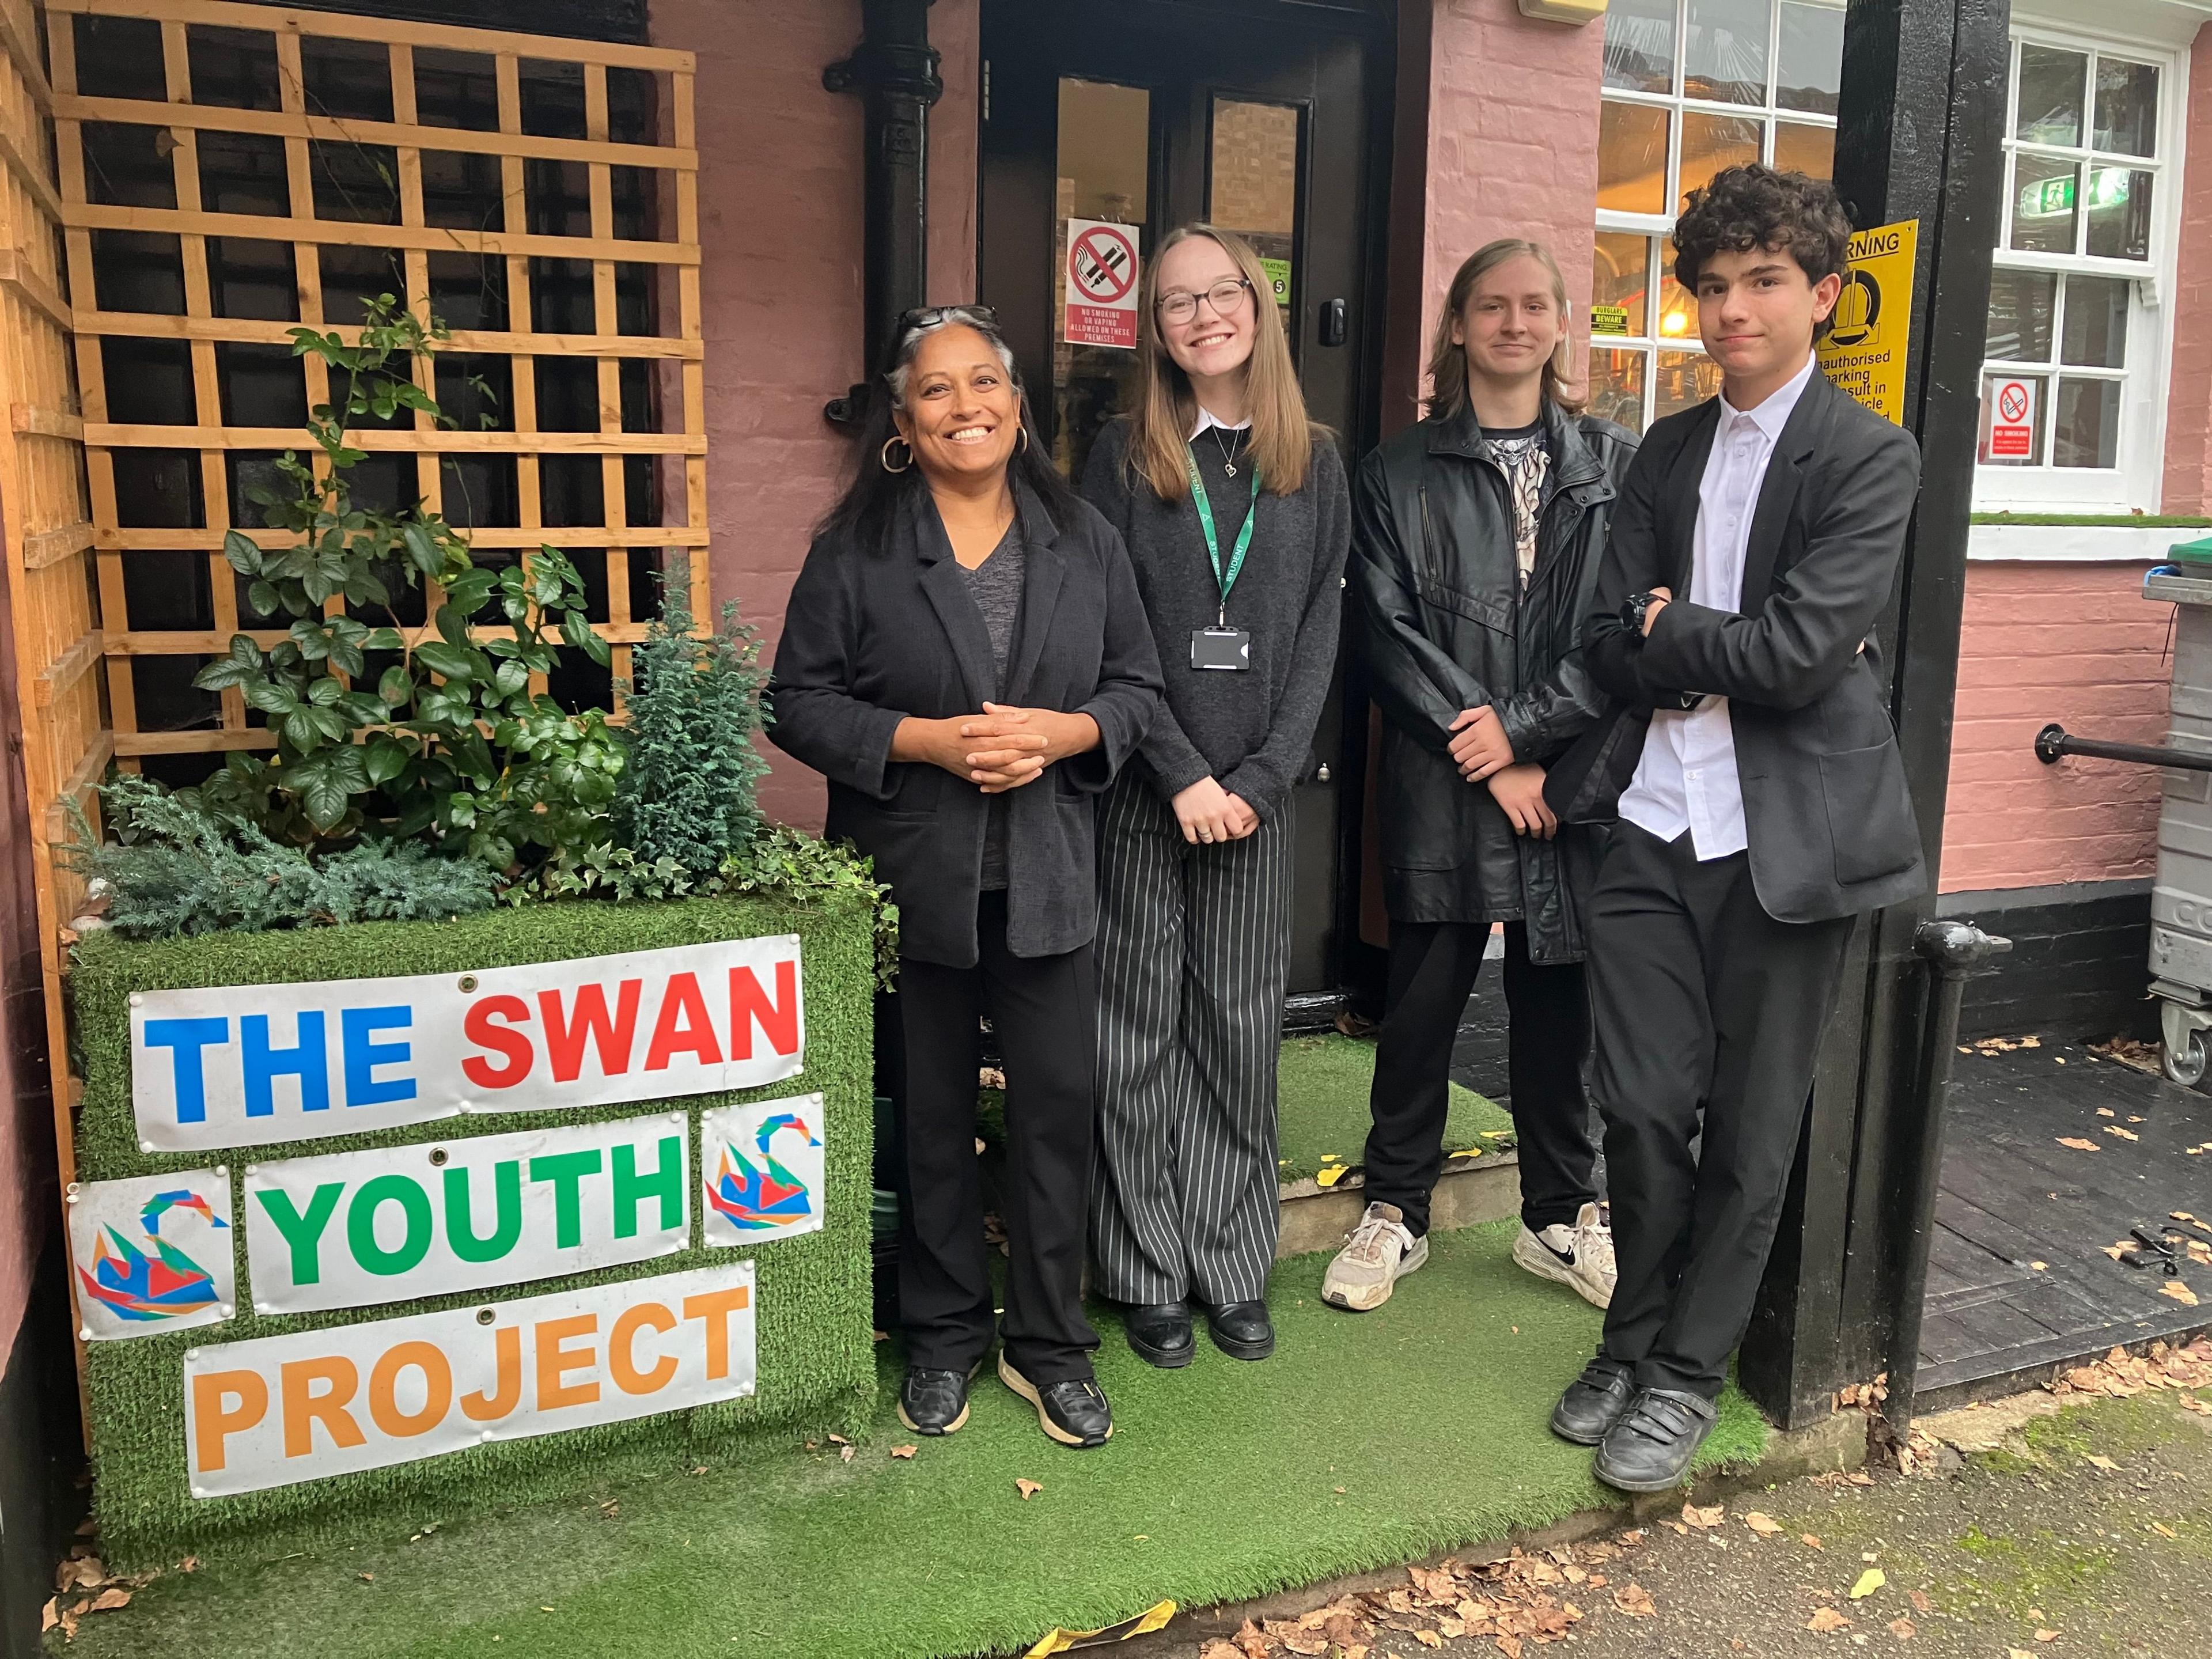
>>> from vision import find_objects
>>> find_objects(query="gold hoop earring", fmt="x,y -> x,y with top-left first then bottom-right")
881,435 -> 913,474
1017,426 -> 1031,456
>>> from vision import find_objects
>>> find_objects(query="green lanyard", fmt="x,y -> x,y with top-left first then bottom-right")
1184,442 -> 1262,626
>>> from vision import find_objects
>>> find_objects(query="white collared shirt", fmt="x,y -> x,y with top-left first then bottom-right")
1190,406 -> 1253,441
1618,354 -> 1817,859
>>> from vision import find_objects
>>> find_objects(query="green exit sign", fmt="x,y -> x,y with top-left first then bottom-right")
2018,173 -> 2074,218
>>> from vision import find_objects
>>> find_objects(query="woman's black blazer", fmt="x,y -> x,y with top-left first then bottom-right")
767,482 -> 1164,968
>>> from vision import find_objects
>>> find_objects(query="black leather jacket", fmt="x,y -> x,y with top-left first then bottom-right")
1353,400 -> 1639,963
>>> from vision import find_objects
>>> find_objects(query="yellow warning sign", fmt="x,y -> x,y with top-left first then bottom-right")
1590,304 -> 1631,336
1819,219 -> 1917,426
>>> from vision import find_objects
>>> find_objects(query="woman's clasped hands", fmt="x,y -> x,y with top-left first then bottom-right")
896,702 -> 1101,793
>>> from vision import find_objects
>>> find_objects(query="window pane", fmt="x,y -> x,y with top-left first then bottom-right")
2054,378 -> 2120,468
2060,275 -> 2128,369
1984,269 -> 2055,362
1603,0 -> 1675,94
1592,232 -> 1650,337
2093,58 -> 2158,157
2085,165 -> 2152,260
1599,101 -> 1671,215
1774,120 -> 1834,181
1658,236 -> 1698,342
1656,349 -> 1724,422
1589,347 -> 1649,434
1775,1 -> 1844,115
1681,112 -> 1762,210
1978,371 -> 2047,465
1210,100 -> 1298,315
2009,154 -> 2078,254
2016,45 -> 2086,146
1684,0 -> 1771,105
1053,78 -> 1150,484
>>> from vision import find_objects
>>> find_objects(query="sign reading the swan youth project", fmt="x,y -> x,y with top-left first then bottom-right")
69,1170 -> 237,1341
131,935 -> 804,1154
184,1261 -> 756,1498
243,1112 -> 692,1315
1818,218 -> 1918,427
702,1094 -> 826,1245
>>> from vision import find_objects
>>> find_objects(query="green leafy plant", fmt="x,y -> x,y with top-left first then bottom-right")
191,296 -> 620,872
60,774 -> 498,940
613,571 -> 770,880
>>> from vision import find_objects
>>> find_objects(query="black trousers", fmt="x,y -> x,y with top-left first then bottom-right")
893,892 -> 1101,1384
1361,919 -> 1597,1238
1587,823 -> 1854,1399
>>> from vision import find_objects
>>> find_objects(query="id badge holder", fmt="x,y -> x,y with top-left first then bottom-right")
1191,626 -> 1251,671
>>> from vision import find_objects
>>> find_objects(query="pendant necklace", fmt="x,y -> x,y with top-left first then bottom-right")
1211,423 -> 1242,479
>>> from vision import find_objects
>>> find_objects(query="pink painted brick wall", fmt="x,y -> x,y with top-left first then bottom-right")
1419,2 -> 1607,411
1941,561 -> 2171,892
2163,22 -> 2212,512
652,0 -> 979,833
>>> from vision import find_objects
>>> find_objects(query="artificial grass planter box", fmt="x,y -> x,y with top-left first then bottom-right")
69,892 -> 877,1569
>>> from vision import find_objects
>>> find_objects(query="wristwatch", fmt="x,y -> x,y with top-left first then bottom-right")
1622,590 -> 1666,635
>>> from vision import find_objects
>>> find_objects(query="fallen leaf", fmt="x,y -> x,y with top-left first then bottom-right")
2056,1138 -> 2100,1152
357,1572 -> 374,1583
2011,1650 -> 2037,1658
2103,1126 -> 2139,1141
2103,1244 -> 2130,1262
1413,1632 -> 1442,1649
1850,1568 -> 1886,1599
1200,1643 -> 1243,1659
1496,1638 -> 1523,1659
179,1556 -> 198,1574
2035,1631 -> 2060,1643
890,1444 -> 916,1459
826,1433 -> 850,1445
1016,1478 -> 1043,1499
1315,1165 -> 1350,1188
1889,1618 -> 1916,1639
1909,1590 -> 1931,1613
88,1589 -> 130,1612
39,1600 -> 54,1634
2097,1107 -> 2116,1118
1744,1512 -> 1785,1536
2029,1261 -> 2048,1272
839,1444 -> 855,1463
1613,1583 -> 1656,1618
2084,1454 -> 2117,1471
1803,1534 -> 1825,1549
2152,1521 -> 2178,1539
1808,1606 -> 1851,1631
2161,1279 -> 2200,1307
1682,1501 -> 1725,1528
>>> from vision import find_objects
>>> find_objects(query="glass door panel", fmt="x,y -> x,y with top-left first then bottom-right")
1052,78 -> 1150,483
1209,97 -> 1301,329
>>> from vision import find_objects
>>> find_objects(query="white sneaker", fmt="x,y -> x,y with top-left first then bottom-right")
1321,1201 -> 1429,1312
1512,1201 -> 1616,1309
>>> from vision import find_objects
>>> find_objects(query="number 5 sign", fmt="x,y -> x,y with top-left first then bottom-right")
1064,218 -> 1140,350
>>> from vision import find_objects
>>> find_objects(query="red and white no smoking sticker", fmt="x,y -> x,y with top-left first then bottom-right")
1984,376 -> 2037,462
1064,218 -> 1140,350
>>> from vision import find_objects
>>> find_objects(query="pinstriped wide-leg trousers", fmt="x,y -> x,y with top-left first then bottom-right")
1090,771 -> 1294,1306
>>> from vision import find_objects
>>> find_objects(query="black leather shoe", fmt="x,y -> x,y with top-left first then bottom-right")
1593,1387 -> 1719,1493
998,1353 -> 1113,1447
1203,1300 -> 1275,1361
1550,1355 -> 1637,1445
1121,1302 -> 1195,1369
897,1361 -> 979,1436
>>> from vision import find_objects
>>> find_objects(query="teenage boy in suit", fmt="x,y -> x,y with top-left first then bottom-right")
1548,165 -> 1926,1491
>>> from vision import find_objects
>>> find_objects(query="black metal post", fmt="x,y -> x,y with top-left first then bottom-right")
824,0 -> 942,425
1735,0 -> 2012,1427
2035,722 -> 2212,774
1885,919 -> 2010,1431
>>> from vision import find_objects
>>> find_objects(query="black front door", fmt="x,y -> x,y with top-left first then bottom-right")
978,0 -> 1392,998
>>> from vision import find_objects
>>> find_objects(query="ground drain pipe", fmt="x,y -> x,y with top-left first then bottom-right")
1886,917 -> 2012,1431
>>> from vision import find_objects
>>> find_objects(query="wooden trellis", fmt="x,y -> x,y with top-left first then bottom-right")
47,0 -> 708,764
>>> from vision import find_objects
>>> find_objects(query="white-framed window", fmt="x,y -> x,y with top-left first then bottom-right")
1588,0 -> 1844,434
1976,26 -> 2183,512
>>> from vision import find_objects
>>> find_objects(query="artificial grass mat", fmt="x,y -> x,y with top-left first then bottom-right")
1275,1033 -> 1516,1183
69,1219 -> 1769,1659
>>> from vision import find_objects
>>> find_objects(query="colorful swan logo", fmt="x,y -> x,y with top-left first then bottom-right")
76,1188 -> 228,1323
709,1113 -> 820,1231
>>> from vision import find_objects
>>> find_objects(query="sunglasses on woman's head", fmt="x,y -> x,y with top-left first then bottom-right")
896,305 -> 1000,332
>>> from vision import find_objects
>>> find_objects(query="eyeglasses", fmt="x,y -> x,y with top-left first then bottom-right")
1155,278 -> 1253,325
896,304 -> 999,333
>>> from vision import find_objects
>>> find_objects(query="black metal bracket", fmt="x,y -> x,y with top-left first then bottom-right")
2035,722 -> 2212,773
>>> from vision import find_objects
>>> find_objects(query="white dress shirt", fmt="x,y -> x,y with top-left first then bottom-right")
1190,406 -> 1253,441
1618,355 -> 1816,860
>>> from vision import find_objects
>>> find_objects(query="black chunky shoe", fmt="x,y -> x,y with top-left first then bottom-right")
998,1354 -> 1113,1448
1593,1387 -> 1719,1493
1550,1355 -> 1637,1445
897,1360 -> 978,1436
1203,1300 -> 1275,1361
1120,1302 -> 1195,1369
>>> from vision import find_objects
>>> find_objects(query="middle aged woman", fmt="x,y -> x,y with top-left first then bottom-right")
767,306 -> 1162,1450
1080,225 -> 1351,1371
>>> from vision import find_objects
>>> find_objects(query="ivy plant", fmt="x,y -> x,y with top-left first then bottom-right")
191,296 -> 620,872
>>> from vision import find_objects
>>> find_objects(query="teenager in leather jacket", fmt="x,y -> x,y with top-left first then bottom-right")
1321,240 -> 1638,1320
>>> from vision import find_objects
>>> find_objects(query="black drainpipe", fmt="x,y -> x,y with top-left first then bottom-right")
823,0 -> 942,426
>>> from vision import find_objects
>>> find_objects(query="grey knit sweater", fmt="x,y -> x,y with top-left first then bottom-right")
1080,416 -> 1350,820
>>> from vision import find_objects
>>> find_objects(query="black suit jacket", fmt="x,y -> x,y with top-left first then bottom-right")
1571,370 -> 1927,923
766,483 -> 1164,968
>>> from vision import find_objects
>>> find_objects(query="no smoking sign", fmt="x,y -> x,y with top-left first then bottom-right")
1064,218 -> 1141,350
1984,374 -> 2038,463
